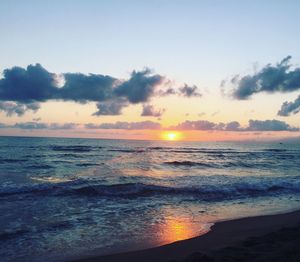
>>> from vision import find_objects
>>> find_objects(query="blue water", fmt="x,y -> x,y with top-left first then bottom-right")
1,136 -> 300,261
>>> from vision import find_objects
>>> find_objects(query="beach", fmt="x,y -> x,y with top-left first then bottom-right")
75,210 -> 300,262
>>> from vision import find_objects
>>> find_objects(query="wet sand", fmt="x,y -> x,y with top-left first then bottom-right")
74,210 -> 300,262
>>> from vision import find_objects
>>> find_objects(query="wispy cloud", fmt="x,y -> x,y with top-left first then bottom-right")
278,95 -> 300,116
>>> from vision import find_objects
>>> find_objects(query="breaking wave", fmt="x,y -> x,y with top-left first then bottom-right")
1,178 -> 299,201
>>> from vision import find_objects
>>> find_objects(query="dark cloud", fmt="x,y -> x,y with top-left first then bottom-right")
278,95 -> 300,116
179,84 -> 202,97
114,68 -> 165,103
0,64 -> 168,117
92,98 -> 129,116
0,101 -> 40,116
231,56 -> 300,99
0,64 -> 57,102
141,104 -> 165,117
85,121 -> 161,130
59,73 -> 116,103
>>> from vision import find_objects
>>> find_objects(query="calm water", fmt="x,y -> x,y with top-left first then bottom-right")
1,136 -> 300,261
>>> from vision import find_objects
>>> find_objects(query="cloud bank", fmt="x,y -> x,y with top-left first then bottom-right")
0,119 -> 298,132
85,121 -> 161,130
0,122 -> 78,130
171,119 -> 299,132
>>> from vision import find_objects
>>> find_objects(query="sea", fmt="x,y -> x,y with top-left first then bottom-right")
1,136 -> 300,261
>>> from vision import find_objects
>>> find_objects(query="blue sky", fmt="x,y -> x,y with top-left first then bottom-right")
1,0 -> 299,79
0,0 -> 300,140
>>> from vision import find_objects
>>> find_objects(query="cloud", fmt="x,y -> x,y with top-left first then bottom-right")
278,95 -> 300,116
47,123 -> 79,130
172,119 -> 299,132
141,104 -> 165,117
0,64 -> 170,117
158,84 -> 201,97
0,101 -> 40,116
0,64 -> 57,102
0,64 -> 205,117
224,121 -> 241,131
114,68 -> 165,103
0,119 -> 298,132
179,84 -> 202,97
172,120 -> 224,130
246,119 -> 299,131
92,98 -> 129,116
13,122 -> 78,130
85,121 -> 161,130
14,122 -> 48,129
230,56 -> 300,99
159,87 -> 177,96
59,73 -> 116,103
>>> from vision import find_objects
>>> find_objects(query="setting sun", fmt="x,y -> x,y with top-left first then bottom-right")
162,131 -> 182,141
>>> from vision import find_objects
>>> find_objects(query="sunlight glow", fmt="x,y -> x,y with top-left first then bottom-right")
162,131 -> 182,141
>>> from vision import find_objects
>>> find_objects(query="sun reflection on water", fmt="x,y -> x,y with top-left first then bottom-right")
156,215 -> 212,245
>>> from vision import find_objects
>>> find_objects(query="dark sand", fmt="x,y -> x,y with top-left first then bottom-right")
74,210 -> 300,262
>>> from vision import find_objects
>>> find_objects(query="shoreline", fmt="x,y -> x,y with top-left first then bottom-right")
73,210 -> 300,262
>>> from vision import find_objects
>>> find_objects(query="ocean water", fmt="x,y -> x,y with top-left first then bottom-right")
1,136 -> 300,261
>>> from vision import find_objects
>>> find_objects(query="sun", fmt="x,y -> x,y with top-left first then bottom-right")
167,133 -> 177,140
162,131 -> 182,141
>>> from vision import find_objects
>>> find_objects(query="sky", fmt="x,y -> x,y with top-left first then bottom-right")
0,0 -> 300,141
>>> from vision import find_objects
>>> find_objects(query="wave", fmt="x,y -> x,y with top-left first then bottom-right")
164,161 -> 214,168
0,158 -> 28,164
1,178 -> 299,201
163,159 -> 298,169
27,164 -> 54,169
76,163 -> 100,167
0,229 -> 30,241
108,149 -> 146,153
50,145 -> 92,152
70,181 -> 300,200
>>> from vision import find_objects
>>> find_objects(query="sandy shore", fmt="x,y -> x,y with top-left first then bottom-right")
74,210 -> 300,262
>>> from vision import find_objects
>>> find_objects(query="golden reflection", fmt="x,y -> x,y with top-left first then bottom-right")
163,219 -> 194,242
157,215 -> 209,245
